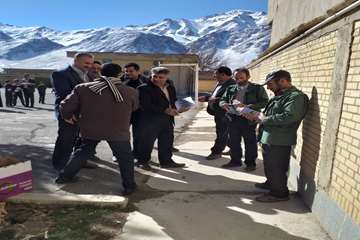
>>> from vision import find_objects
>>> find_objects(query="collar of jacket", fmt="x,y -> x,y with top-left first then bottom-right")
219,78 -> 236,88
148,79 -> 173,88
67,66 -> 84,83
275,86 -> 297,97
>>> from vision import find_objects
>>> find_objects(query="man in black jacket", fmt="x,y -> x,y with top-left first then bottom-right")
121,62 -> 149,160
51,52 -> 94,170
12,79 -> 26,107
137,67 -> 186,170
4,80 -> 13,107
198,66 -> 236,160
22,74 -> 36,108
0,82 -> 3,107
37,81 -> 47,104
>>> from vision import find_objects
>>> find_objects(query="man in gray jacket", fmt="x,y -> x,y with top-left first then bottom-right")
56,63 -> 139,196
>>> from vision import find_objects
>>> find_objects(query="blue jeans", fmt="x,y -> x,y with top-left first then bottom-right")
59,139 -> 136,189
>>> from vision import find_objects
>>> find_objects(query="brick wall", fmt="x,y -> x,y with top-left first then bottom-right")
328,21 -> 360,224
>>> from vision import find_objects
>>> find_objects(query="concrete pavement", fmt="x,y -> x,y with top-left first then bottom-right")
118,110 -> 331,240
0,89 -> 331,239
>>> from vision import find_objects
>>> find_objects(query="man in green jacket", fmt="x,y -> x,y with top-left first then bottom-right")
243,70 -> 309,202
219,68 -> 268,170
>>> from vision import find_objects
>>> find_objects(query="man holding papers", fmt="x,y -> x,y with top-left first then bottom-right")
137,67 -> 187,170
219,68 -> 268,170
243,70 -> 309,202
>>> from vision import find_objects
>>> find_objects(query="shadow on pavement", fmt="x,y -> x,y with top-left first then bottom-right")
0,109 -> 26,114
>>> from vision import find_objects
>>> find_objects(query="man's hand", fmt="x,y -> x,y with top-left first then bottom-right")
232,99 -> 246,108
178,107 -> 190,113
64,115 -> 77,125
165,108 -> 179,116
221,103 -> 230,112
198,96 -> 207,102
242,112 -> 265,123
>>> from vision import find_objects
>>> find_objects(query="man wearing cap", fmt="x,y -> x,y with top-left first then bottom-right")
56,63 -> 139,196
136,67 -> 186,169
219,67 -> 268,171
243,70 -> 309,202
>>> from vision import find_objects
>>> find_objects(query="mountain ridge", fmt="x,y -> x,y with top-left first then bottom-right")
0,9 -> 270,70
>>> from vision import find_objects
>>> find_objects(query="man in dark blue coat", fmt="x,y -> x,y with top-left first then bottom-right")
51,52 -> 94,170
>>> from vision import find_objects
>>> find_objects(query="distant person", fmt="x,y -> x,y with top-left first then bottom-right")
56,63 -> 139,196
219,67 -> 268,170
198,66 -> 235,160
51,52 -> 94,170
136,67 -> 187,170
243,70 -> 309,202
37,81 -> 47,104
12,79 -> 26,107
121,62 -> 149,159
0,82 -> 3,107
4,80 -> 14,107
87,60 -> 102,82
142,70 -> 151,79
22,74 -> 36,108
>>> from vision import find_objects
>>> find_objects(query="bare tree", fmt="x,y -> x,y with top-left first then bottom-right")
197,52 -> 222,71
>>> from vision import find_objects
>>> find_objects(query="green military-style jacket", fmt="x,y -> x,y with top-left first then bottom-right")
219,82 -> 269,111
260,86 -> 309,146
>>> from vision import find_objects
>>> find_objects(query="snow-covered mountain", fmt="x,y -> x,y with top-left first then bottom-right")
0,9 -> 270,70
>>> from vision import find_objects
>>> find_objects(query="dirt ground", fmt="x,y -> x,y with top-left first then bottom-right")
0,202 -> 128,240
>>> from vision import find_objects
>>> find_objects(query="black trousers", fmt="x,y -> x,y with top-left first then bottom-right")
5,92 -> 12,107
13,92 -> 25,106
39,91 -> 45,104
59,139 -> 136,189
262,144 -> 292,198
228,116 -> 258,166
24,92 -> 34,107
210,114 -> 229,154
137,117 -> 174,165
131,119 -> 141,158
52,119 -> 79,170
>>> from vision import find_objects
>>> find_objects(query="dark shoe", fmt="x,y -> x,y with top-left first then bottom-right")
135,162 -> 152,170
206,153 -> 222,160
82,161 -> 98,169
89,155 -> 101,161
221,161 -> 242,168
254,182 -> 270,190
222,150 -> 231,155
160,162 -> 186,168
55,176 -> 79,184
172,147 -> 180,152
255,193 -> 290,202
122,187 -> 137,196
244,165 -> 256,172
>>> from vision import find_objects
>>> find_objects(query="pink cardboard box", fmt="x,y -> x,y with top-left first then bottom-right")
0,161 -> 32,201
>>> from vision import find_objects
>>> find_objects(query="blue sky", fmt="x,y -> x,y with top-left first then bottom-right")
0,0 -> 267,30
